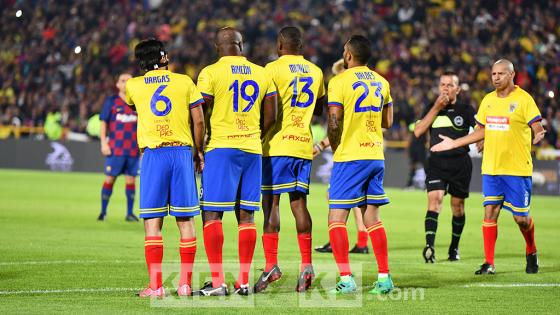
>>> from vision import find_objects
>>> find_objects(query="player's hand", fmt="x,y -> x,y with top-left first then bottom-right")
434,93 -> 450,110
194,151 -> 205,174
430,135 -> 455,152
101,143 -> 111,156
476,140 -> 484,153
533,130 -> 546,144
313,144 -> 322,158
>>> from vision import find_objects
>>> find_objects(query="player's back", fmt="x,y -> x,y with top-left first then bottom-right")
262,55 -> 325,160
327,66 -> 392,162
125,70 -> 203,149
197,56 -> 275,154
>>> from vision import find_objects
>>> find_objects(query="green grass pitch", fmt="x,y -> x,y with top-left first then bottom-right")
0,169 -> 559,314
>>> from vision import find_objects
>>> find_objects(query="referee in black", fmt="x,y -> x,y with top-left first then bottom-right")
413,71 -> 476,263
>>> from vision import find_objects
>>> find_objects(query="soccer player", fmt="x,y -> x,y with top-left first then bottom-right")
254,26 -> 325,294
413,71 -> 476,262
125,38 -> 205,297
432,59 -> 546,275
327,35 -> 394,295
98,73 -> 140,222
194,27 -> 277,296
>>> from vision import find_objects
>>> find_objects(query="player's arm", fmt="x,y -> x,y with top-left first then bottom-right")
313,137 -> 330,157
261,93 -> 277,139
313,96 -> 326,117
381,103 -> 393,129
327,105 -> 343,153
413,94 -> 449,137
530,121 -> 546,144
190,104 -> 205,173
431,127 -> 485,152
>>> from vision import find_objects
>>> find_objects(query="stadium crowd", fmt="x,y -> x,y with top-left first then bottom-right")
0,0 -> 558,148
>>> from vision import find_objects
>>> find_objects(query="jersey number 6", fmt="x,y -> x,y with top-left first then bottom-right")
150,85 -> 172,116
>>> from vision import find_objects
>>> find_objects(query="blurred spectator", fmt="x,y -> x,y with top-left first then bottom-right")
0,0 -> 557,154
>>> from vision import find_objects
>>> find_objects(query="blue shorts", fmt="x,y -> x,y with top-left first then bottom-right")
329,160 -> 389,209
201,148 -> 261,212
139,146 -> 199,219
104,155 -> 139,177
262,156 -> 311,195
482,175 -> 532,217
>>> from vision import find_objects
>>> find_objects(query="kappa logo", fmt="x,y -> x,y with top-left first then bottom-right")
509,103 -> 518,113
45,142 -> 74,171
453,116 -> 464,127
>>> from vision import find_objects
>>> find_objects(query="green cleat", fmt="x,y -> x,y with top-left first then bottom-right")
329,275 -> 357,294
368,275 -> 394,295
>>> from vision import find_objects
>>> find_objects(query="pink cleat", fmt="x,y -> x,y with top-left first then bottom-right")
176,284 -> 192,296
137,286 -> 166,298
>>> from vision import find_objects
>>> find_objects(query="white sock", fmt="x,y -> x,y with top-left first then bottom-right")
378,273 -> 388,280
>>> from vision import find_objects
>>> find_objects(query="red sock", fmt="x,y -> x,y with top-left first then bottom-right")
203,220 -> 224,287
328,221 -> 351,276
520,218 -> 537,255
297,233 -> 312,271
144,236 -> 163,290
357,230 -> 368,248
482,220 -> 498,265
262,233 -> 279,272
238,223 -> 257,285
179,237 -> 196,286
367,222 -> 389,274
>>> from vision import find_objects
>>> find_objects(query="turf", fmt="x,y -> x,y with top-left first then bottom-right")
0,168 -> 559,314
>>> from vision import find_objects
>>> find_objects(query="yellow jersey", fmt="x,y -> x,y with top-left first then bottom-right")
475,86 -> 542,176
125,70 -> 203,149
262,55 -> 325,159
197,56 -> 276,154
328,66 -> 392,162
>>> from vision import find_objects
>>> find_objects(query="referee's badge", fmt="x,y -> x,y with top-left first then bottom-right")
509,103 -> 518,113
453,116 -> 464,127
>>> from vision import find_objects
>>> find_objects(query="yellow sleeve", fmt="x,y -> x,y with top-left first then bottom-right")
475,97 -> 487,126
188,78 -> 204,109
327,76 -> 343,108
524,94 -> 542,126
384,83 -> 393,107
196,67 -> 214,98
264,76 -> 277,98
124,81 -> 134,105
317,70 -> 326,99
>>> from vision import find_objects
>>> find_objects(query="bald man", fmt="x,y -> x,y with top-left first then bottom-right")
432,59 -> 546,275
194,27 -> 277,296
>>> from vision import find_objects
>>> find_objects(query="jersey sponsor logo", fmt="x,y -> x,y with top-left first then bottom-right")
281,134 -> 311,143
291,115 -> 304,128
156,124 -> 173,137
509,103 -> 518,113
359,141 -> 382,148
486,116 -> 510,131
116,113 -> 138,123
144,75 -> 170,84
453,116 -> 464,127
227,134 -> 257,139
231,65 -> 252,74
288,64 -> 310,73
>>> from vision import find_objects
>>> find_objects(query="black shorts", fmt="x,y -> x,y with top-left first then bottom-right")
425,154 -> 472,199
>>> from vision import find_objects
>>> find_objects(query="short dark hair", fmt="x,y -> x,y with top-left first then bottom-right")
346,35 -> 372,64
134,38 -> 167,71
279,26 -> 302,49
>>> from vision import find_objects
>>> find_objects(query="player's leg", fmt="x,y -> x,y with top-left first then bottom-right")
289,191 -> 314,292
233,151 -> 260,295
99,155 -> 124,220
423,156 -> 446,262
123,156 -> 140,221
503,176 -> 538,274
448,196 -> 466,260
328,208 -> 356,294
350,207 -> 369,254
137,148 -> 170,297
364,160 -> 393,294
176,217 -> 196,296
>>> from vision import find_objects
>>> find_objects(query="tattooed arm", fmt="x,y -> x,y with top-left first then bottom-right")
327,105 -> 344,153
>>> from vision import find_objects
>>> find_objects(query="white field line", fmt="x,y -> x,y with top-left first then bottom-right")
462,283 -> 560,288
0,287 -> 141,295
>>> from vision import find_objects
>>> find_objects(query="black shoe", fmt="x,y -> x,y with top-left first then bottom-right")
253,265 -> 282,293
234,283 -> 250,296
314,242 -> 332,253
192,281 -> 229,296
475,262 -> 496,275
526,252 -> 539,274
349,244 -> 369,254
295,265 -> 315,292
97,213 -> 106,221
125,214 -> 139,222
448,248 -> 460,261
423,245 -> 435,263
